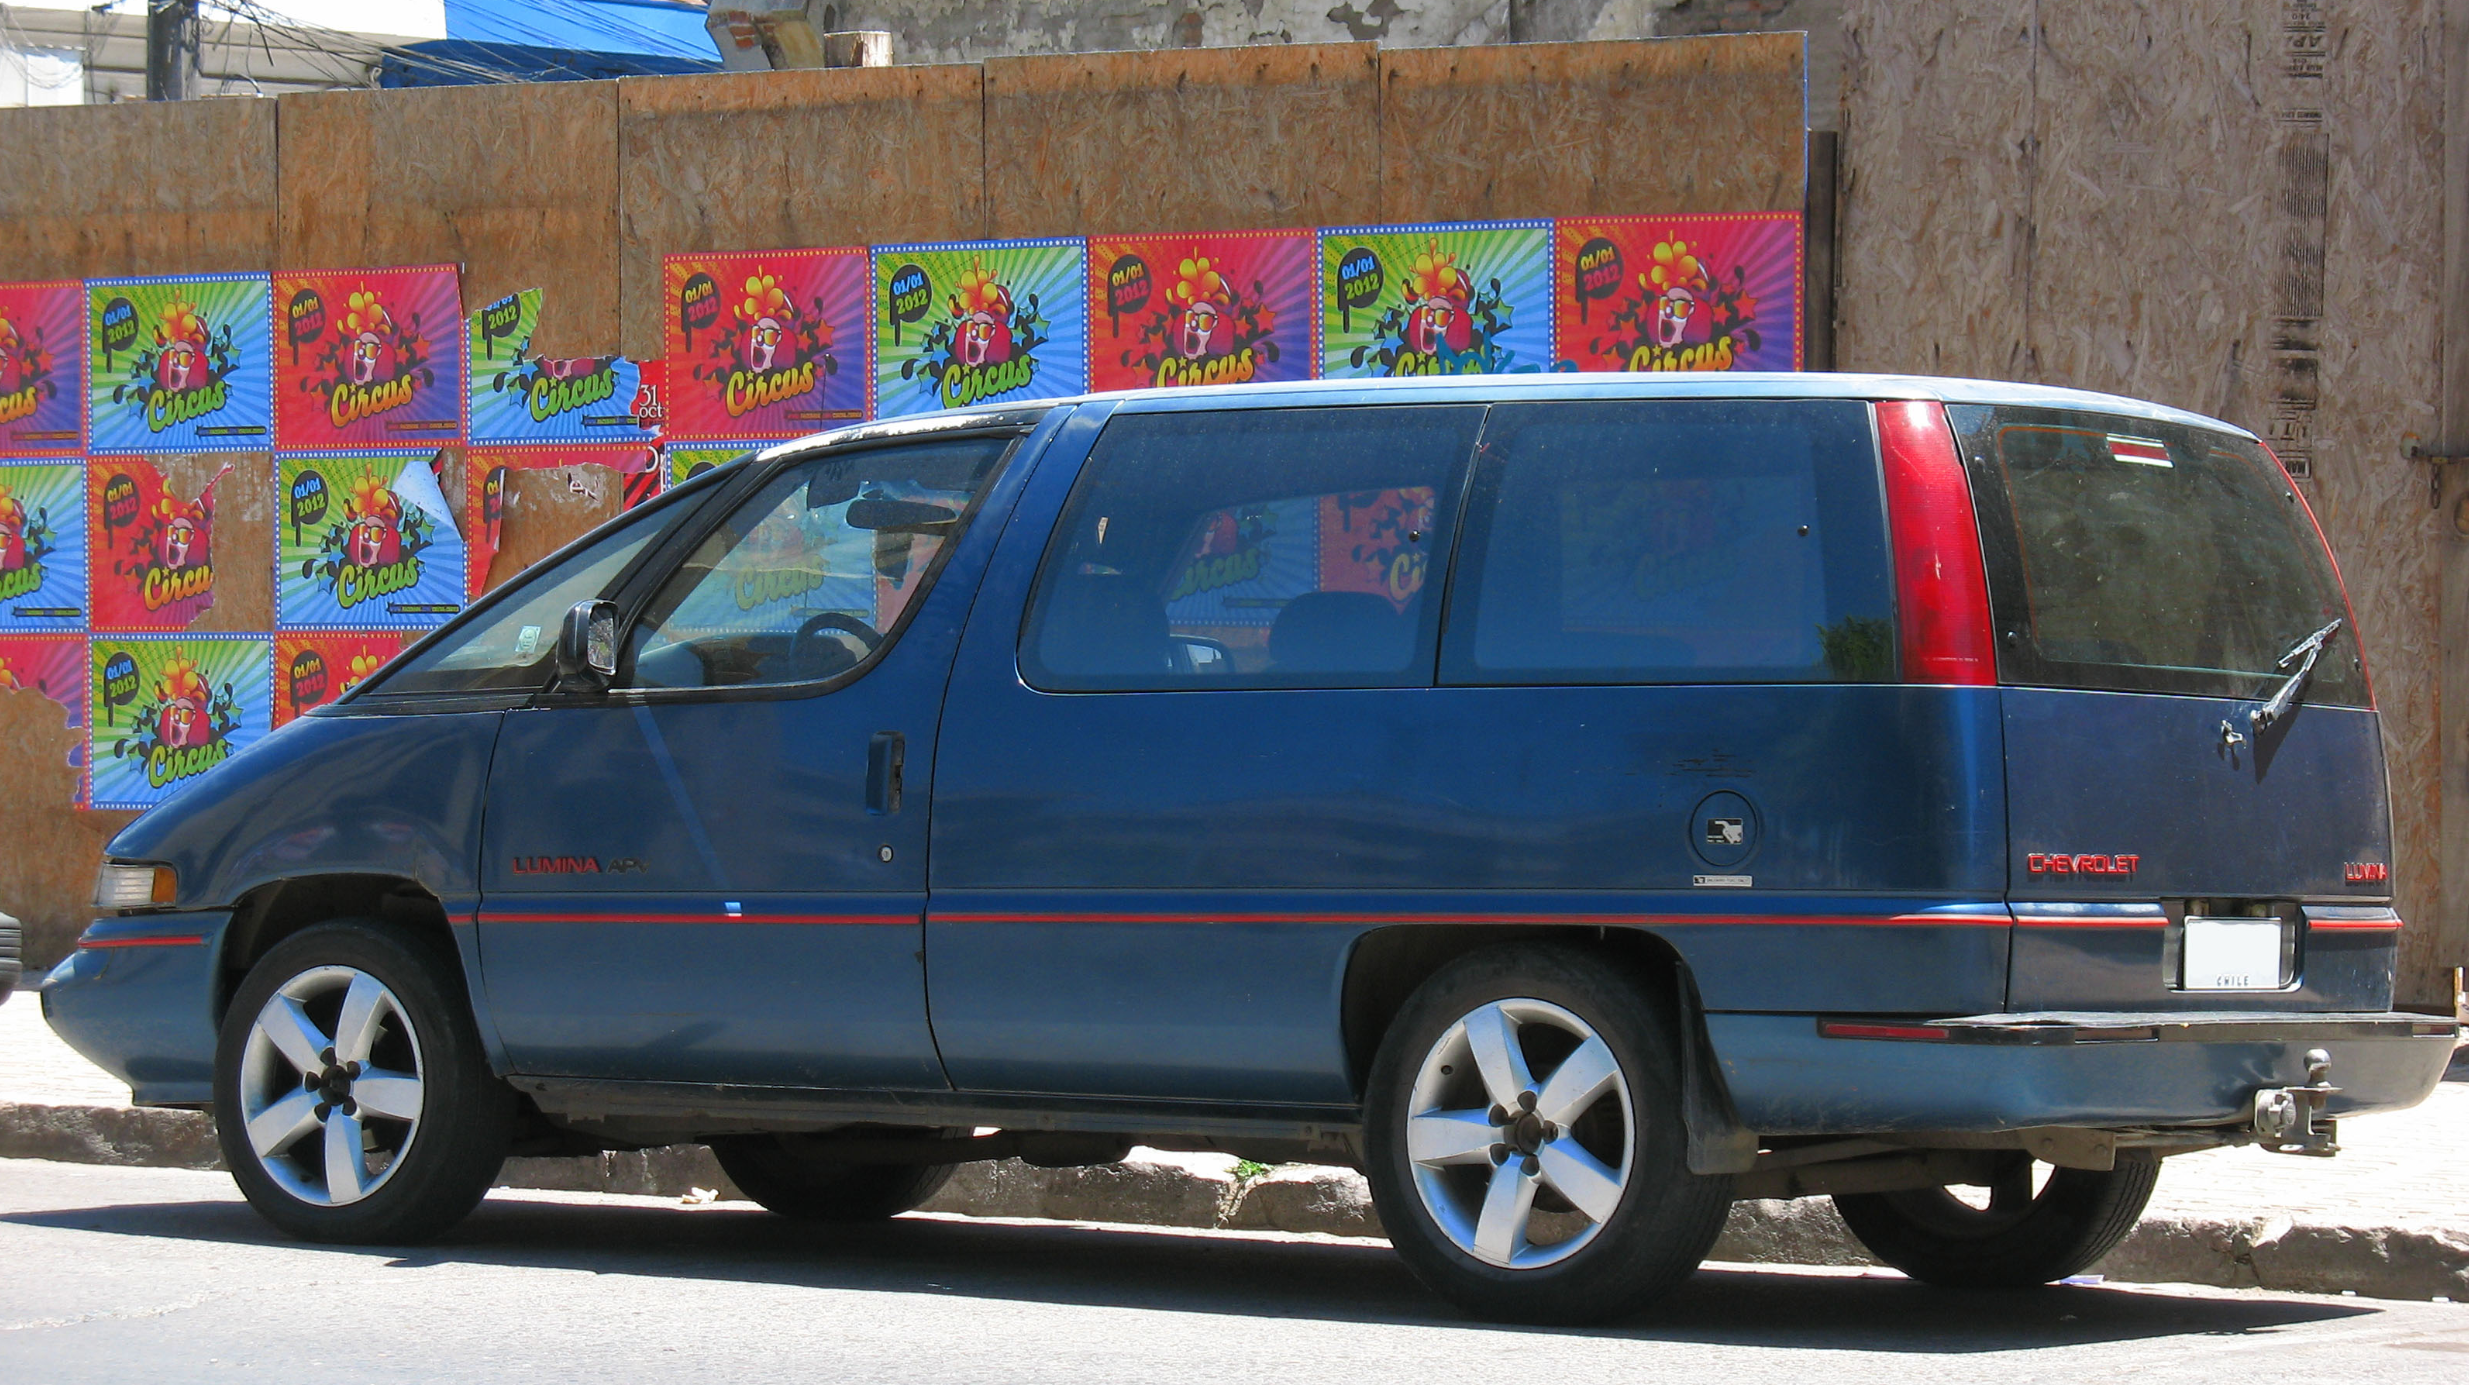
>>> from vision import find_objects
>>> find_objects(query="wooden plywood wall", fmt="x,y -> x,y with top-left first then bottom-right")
1838,0 -> 2460,1005
617,64 -> 988,362
1831,1 -> 2034,377
1379,34 -> 1807,224
490,466 -> 626,584
278,82 -> 622,358
0,98 -> 276,279
983,43 -> 1380,239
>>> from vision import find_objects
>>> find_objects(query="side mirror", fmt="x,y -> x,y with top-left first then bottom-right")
557,600 -> 619,686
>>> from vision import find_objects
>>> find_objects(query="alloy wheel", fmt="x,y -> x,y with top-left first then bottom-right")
1404,997 -> 1634,1269
236,964 -> 426,1207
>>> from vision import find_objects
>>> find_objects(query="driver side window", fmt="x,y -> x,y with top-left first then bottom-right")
624,436 -> 1011,690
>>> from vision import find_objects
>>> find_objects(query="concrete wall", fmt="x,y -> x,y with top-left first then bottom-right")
802,1 -> 1646,56
0,33 -> 1807,968
795,1 -> 1849,125
1836,0 -> 2463,1006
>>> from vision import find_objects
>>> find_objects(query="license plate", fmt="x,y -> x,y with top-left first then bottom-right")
2181,916 -> 2287,991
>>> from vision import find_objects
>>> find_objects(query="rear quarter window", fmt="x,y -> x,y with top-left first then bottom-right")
1948,404 -> 2366,706
1439,398 -> 1894,685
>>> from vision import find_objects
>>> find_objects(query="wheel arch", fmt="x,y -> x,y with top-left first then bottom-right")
1338,924 -> 1756,1175
217,874 -> 468,1026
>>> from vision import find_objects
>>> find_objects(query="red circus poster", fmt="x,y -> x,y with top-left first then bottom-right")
1552,212 -> 1803,373
662,247 -> 868,440
274,631 -> 409,725
87,457 -> 232,630
1087,229 -> 1313,392
0,280 -> 84,453
273,264 -> 465,450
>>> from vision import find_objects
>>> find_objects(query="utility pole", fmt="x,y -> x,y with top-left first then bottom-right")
145,0 -> 199,101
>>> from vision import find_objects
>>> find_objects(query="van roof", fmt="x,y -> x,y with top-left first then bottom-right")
1062,372 -> 2254,439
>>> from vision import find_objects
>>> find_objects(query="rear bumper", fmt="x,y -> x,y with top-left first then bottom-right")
1710,1010 -> 2459,1135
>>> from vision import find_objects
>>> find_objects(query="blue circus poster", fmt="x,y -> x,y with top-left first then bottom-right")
277,451 -> 467,628
86,273 -> 274,453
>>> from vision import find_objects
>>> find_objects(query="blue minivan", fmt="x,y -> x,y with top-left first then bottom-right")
42,375 -> 2458,1323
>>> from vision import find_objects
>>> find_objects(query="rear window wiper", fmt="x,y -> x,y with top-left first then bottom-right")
2247,617 -> 2345,734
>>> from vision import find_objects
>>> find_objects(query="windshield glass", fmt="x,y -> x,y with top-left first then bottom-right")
1952,404 -> 2366,706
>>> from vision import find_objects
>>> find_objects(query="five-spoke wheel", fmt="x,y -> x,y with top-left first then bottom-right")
237,965 -> 427,1207
1403,997 -> 1632,1269
1364,944 -> 1733,1325
215,920 -> 514,1243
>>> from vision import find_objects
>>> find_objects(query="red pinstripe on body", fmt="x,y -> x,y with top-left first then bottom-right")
477,911 -> 919,926
927,911 -> 2014,928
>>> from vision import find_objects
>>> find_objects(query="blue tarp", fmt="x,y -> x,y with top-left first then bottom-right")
380,0 -> 721,86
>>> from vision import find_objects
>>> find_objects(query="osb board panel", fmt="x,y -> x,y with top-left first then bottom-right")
1836,1 -> 2036,378
2022,4 -> 2281,418
1839,0 -> 2459,999
617,64 -> 987,361
488,465 -> 624,588
2302,0 -> 2449,998
0,682 -> 131,967
984,43 -> 1380,239
0,99 -> 276,279
277,83 -> 621,358
1377,35 -> 1805,224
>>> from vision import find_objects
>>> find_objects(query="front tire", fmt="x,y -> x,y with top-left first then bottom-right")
710,1130 -> 961,1222
213,920 -> 514,1244
1832,1150 -> 2159,1287
1363,944 -> 1733,1325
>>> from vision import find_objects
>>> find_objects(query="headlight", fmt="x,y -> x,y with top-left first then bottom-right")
94,862 -> 177,910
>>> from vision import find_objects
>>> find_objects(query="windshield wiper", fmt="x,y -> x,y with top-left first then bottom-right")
2247,617 -> 2345,735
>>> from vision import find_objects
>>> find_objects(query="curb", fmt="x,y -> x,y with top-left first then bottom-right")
5,1101 -> 2462,1302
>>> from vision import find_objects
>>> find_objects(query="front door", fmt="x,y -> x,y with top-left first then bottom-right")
478,424 -> 1039,1088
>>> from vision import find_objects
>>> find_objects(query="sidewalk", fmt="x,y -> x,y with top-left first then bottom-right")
4,990 -> 2463,1300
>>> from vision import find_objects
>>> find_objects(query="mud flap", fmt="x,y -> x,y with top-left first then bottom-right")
1677,969 -> 1758,1175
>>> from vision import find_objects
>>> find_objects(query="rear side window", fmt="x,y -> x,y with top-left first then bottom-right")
1021,406 -> 1484,690
1440,399 -> 1894,685
1949,405 -> 2366,706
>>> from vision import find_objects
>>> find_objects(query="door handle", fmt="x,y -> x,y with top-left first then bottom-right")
866,731 -> 905,815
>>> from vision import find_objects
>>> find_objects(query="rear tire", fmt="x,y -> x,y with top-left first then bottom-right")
1362,944 -> 1733,1325
710,1130 -> 961,1222
1833,1150 -> 2159,1287
213,919 -> 514,1244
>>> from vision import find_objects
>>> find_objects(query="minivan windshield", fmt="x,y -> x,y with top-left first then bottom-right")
1951,405 -> 2366,706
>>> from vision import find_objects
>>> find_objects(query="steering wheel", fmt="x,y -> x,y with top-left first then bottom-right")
789,610 -> 884,660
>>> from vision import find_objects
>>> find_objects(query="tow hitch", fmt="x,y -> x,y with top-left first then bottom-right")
2251,1048 -> 2340,1156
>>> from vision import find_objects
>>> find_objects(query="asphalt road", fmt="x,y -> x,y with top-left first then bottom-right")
3,1160 -> 2465,1383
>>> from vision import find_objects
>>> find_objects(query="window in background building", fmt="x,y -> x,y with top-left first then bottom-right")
0,45 -> 83,107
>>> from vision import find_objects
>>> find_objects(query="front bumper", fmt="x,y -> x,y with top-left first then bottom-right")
1710,1010 -> 2459,1135
40,912 -> 231,1107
